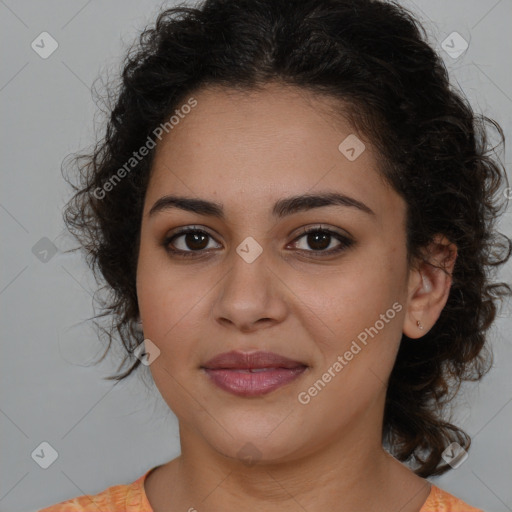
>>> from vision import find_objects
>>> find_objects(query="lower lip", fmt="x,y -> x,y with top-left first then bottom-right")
203,367 -> 307,397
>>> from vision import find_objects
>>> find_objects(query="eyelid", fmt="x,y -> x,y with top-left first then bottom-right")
291,224 -> 352,241
165,223 -> 351,241
165,224 -> 217,239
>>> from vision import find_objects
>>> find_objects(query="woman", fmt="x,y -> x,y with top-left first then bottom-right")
40,0 -> 510,510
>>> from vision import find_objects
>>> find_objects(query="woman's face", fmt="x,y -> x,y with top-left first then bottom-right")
136,83 -> 411,463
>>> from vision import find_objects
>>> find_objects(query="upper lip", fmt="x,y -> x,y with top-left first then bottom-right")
202,350 -> 307,370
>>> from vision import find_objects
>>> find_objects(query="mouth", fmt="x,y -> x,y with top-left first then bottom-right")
201,350 -> 308,397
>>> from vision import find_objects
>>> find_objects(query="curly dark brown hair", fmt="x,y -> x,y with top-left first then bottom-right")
62,0 -> 511,478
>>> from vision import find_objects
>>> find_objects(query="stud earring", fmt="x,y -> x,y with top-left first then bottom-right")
416,320 -> 424,330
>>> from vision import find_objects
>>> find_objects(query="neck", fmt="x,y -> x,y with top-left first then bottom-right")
145,391 -> 430,512
154,423 -> 428,512
180,435 -> 386,508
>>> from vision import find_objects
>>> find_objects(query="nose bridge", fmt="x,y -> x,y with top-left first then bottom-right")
212,238 -> 287,330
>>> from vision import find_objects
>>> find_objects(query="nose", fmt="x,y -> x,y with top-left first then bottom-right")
211,248 -> 288,333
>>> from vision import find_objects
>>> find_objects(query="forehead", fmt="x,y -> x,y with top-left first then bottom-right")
145,83 -> 402,222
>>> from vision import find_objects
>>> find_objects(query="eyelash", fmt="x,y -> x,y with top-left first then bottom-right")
162,225 -> 354,259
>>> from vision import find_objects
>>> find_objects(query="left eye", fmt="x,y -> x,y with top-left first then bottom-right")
290,228 -> 353,254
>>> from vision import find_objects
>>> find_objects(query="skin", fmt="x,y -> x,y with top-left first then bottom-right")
136,82 -> 457,512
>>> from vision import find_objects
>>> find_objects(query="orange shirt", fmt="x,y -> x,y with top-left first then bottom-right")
38,467 -> 484,512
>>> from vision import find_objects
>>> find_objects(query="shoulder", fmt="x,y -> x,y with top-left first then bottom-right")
37,469 -> 154,512
421,484 -> 485,512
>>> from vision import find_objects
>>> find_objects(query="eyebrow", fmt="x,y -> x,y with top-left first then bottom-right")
148,192 -> 375,219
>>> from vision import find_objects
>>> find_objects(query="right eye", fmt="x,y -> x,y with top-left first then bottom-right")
163,227 -> 222,258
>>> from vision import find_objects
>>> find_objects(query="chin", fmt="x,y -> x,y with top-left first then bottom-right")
197,420 -> 309,466
220,438 -> 302,466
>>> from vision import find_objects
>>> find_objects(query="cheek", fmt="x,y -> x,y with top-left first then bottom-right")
137,240 -> 202,338
138,280 -> 204,355
299,251 -> 406,391
304,251 -> 403,332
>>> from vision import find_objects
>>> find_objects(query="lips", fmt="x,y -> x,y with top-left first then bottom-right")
201,350 -> 308,397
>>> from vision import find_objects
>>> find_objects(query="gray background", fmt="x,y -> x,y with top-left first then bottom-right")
1,1 -> 511,511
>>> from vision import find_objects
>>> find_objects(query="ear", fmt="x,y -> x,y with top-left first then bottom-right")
403,234 -> 457,339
